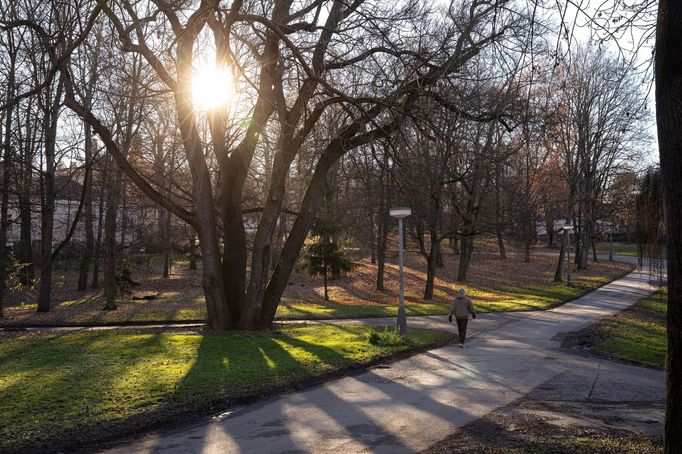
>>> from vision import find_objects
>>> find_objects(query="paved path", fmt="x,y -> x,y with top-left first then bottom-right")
102,260 -> 664,453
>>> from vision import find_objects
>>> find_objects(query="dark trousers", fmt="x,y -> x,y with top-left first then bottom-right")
456,318 -> 469,343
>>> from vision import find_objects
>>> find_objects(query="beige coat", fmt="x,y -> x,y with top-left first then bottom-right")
450,296 -> 475,319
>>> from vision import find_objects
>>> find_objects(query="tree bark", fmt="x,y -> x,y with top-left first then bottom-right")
555,196 -> 575,280
494,161 -> 506,259
457,234 -> 474,283
424,231 -> 438,299
17,126 -> 34,285
103,167 -> 121,310
77,134 -> 95,291
91,161 -> 106,289
376,207 -> 389,291
0,48 -> 15,317
553,237 -> 567,282
376,150 -> 391,291
369,212 -> 376,264
323,261 -> 328,301
591,235 -> 598,262
655,3 -> 682,450
259,148 -> 345,329
36,79 -> 63,313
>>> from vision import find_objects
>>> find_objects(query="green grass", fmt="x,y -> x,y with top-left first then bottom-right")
0,325 -> 448,452
3,260 -> 632,326
9,276 -> 626,326
277,275 -> 622,320
594,242 -> 639,257
503,433 -> 660,453
592,290 -> 667,369
276,301 -> 451,319
593,241 -> 667,258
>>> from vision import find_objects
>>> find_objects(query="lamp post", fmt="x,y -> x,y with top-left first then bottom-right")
563,224 -> 574,287
390,207 -> 411,335
608,226 -> 614,262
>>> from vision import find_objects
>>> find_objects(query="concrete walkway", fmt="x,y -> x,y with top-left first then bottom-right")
102,261 -> 664,453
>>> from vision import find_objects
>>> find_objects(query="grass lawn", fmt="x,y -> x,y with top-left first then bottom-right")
277,274 -> 627,319
590,290 -> 667,369
594,242 -> 640,257
0,325 -> 449,453
2,251 -> 633,326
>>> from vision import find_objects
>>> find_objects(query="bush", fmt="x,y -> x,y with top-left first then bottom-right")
368,326 -> 409,346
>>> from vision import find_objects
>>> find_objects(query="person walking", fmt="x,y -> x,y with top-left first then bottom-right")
449,288 -> 476,348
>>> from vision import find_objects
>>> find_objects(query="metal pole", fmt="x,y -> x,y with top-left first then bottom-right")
397,217 -> 407,335
567,230 -> 574,287
609,228 -> 614,262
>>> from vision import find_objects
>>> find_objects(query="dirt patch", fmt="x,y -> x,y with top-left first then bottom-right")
423,398 -> 662,453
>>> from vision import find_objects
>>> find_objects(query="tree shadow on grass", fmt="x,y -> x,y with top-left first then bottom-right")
0,330 -> 166,453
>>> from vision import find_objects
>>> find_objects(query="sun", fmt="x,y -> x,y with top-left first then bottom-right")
191,65 -> 234,111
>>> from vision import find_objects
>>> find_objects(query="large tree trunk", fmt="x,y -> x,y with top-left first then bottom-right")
103,167 -> 121,311
174,37 -> 234,331
259,149 -> 344,329
494,161 -> 506,259
0,135 -> 8,318
36,170 -> 55,312
553,236 -> 567,282
270,212 -> 286,272
457,234 -> 474,283
91,163 -> 106,289
0,55 -> 14,317
239,137 -> 298,329
36,80 -> 63,313
162,210 -> 171,278
655,4 -> 682,450
555,189 -> 576,280
376,150 -> 391,291
591,235 -> 598,262
17,138 -> 34,285
77,134 -> 95,291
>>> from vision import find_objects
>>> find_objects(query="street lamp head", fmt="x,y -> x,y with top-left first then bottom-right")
389,207 -> 412,219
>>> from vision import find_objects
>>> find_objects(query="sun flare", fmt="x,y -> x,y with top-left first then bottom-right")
191,65 -> 234,111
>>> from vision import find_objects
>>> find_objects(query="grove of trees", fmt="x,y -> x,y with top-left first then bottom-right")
2,0 -> 680,450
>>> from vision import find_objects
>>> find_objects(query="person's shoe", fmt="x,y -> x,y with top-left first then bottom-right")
460,343 -> 465,348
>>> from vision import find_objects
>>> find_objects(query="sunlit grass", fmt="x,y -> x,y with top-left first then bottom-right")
3,255 -> 631,326
4,274 -> 627,325
277,274 -> 620,319
276,301 -> 451,319
592,289 -> 667,369
0,325 -> 448,452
